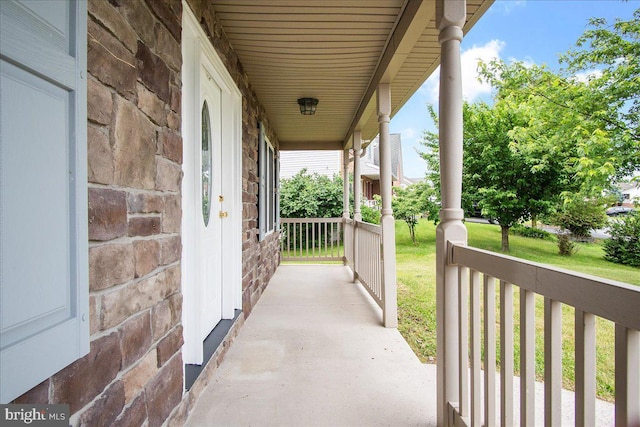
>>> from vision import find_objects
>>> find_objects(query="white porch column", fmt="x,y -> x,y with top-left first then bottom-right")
343,148 -> 350,219
435,1 -> 467,425
352,131 -> 362,283
353,131 -> 362,221
377,83 -> 398,328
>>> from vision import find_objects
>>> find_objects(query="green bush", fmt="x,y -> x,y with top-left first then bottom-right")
557,233 -> 578,256
603,212 -> 640,267
550,198 -> 607,239
360,204 -> 380,224
280,170 -> 348,218
510,224 -> 553,240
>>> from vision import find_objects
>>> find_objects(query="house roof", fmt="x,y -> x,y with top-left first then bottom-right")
361,133 -> 402,180
212,0 -> 492,150
361,161 -> 382,180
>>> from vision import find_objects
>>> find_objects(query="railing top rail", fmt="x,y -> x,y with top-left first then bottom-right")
354,220 -> 382,235
280,217 -> 343,224
450,242 -> 640,331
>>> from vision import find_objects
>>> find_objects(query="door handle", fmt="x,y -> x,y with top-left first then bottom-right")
219,211 -> 228,218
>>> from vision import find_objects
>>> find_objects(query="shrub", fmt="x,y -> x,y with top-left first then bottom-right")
360,204 -> 380,224
280,170 -> 348,218
603,212 -> 640,267
550,198 -> 607,239
510,224 -> 553,240
557,233 -> 578,256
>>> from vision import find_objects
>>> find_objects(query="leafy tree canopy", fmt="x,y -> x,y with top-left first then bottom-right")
421,99 -> 567,252
477,9 -> 640,193
279,169 -> 346,218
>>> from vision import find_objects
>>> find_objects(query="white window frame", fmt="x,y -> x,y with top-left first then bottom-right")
259,123 -> 279,240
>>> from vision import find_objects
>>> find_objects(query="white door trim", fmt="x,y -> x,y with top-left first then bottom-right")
181,4 -> 242,365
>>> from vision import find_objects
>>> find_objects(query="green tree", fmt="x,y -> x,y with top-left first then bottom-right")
466,100 -> 567,252
478,60 -> 625,197
392,182 -> 438,244
421,100 -> 566,252
279,169 -> 346,218
563,9 -> 640,177
477,9 -> 640,194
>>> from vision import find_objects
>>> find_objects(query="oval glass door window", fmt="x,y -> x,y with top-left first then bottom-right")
201,100 -> 212,226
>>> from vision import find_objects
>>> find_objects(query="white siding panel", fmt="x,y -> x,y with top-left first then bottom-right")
280,150 -> 341,179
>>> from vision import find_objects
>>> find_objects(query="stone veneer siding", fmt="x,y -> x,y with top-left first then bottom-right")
11,1 -> 280,426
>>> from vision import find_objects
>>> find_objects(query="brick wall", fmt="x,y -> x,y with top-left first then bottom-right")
12,1 -> 281,426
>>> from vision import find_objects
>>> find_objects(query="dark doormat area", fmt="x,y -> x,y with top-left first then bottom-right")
185,309 -> 242,390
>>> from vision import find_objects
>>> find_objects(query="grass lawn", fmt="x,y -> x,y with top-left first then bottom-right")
395,219 -> 640,401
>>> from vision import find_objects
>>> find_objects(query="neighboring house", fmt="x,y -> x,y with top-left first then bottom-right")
279,134 -> 408,202
360,134 -> 411,202
620,182 -> 640,206
279,150 -> 342,180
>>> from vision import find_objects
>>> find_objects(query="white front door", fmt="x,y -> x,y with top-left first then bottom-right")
182,7 -> 243,366
198,68 -> 223,340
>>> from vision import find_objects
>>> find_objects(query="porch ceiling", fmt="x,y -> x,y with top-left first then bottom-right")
212,0 -> 492,150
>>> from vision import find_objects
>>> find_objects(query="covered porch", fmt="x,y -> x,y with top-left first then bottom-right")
185,265 -> 437,426
187,1 -> 640,426
185,263 -> 622,426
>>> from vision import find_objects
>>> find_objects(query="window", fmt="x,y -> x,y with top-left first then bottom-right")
0,0 -> 88,402
201,101 -> 212,226
258,122 -> 279,240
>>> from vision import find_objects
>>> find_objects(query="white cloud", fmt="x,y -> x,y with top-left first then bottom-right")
572,69 -> 603,83
421,39 -> 505,103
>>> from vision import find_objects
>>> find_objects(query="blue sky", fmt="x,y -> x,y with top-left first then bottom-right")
390,0 -> 639,179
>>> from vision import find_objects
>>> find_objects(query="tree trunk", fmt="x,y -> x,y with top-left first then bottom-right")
501,225 -> 510,252
409,225 -> 416,245
531,214 -> 538,228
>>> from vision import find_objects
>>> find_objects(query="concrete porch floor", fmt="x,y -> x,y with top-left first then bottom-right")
184,264 -> 437,426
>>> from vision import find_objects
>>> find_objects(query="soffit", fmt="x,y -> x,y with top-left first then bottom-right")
212,0 -> 492,150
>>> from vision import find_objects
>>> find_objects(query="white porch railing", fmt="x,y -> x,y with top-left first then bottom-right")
345,218 -> 383,307
282,218 -> 385,311
446,242 -> 640,427
280,218 -> 344,262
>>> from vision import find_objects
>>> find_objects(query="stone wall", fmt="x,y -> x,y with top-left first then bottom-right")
12,1 -> 281,426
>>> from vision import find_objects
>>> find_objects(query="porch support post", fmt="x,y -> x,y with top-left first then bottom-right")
353,131 -> 362,221
343,146 -> 351,267
435,1 -> 467,426
377,83 -> 397,328
342,147 -> 350,219
352,131 -> 362,283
